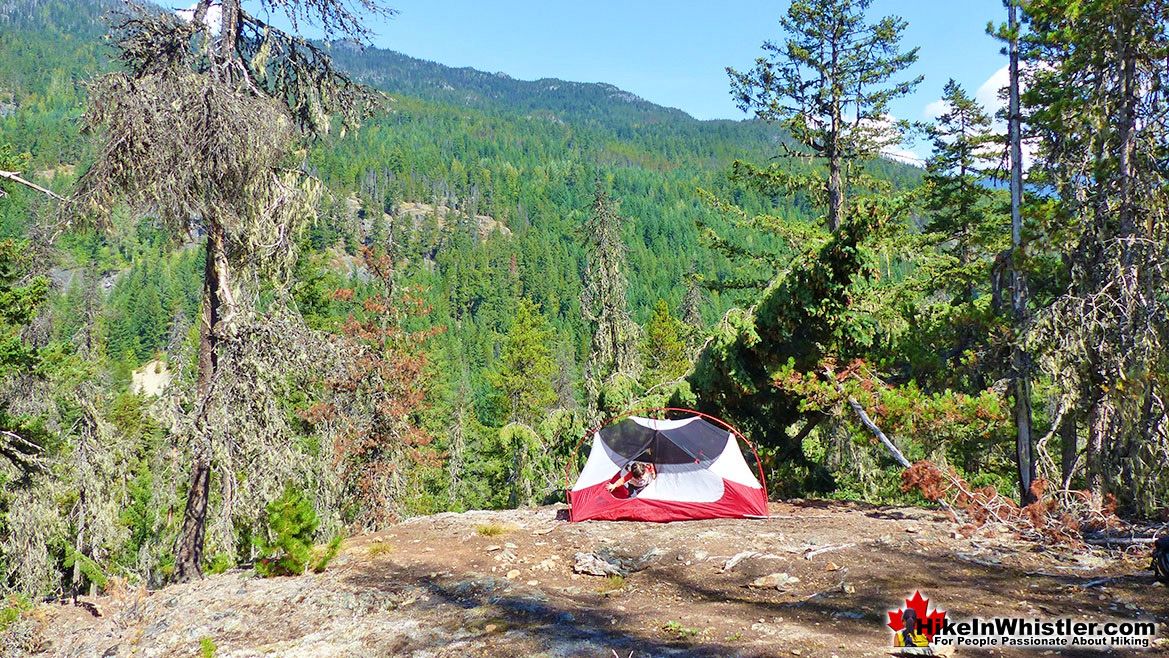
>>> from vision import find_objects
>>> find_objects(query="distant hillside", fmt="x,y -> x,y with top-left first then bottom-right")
329,43 -> 694,127
0,0 -> 112,32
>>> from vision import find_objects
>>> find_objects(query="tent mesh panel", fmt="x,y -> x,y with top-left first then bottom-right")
598,417 -> 730,466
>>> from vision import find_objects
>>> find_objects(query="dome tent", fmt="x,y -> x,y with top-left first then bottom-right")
567,410 -> 768,522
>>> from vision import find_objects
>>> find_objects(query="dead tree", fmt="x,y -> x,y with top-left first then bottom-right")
72,0 -> 391,582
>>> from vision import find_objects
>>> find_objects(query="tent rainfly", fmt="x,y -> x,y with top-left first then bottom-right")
568,413 -> 768,522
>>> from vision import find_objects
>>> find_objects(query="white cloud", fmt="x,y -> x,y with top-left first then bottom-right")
881,143 -> 925,167
176,2 -> 222,34
976,65 -> 1010,114
865,113 -> 925,167
920,65 -> 1007,122
977,65 -> 1039,170
923,98 -> 949,120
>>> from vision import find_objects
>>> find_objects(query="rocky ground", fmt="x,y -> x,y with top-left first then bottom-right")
9,500 -> 1167,657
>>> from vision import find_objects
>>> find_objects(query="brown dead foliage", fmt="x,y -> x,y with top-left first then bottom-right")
900,460 -> 1118,546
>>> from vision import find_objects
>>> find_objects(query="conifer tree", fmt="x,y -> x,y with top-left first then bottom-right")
680,274 -> 705,332
728,0 -> 921,232
1022,0 -> 1169,514
0,239 -> 50,474
72,0 -> 391,581
695,0 -> 937,492
1004,0 -> 1036,506
582,186 -> 639,422
490,298 -> 557,425
922,79 -> 1000,300
917,80 -> 1008,393
641,299 -> 689,389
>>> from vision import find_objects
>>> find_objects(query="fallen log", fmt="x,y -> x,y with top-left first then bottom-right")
804,542 -> 856,560
1084,536 -> 1156,547
1082,529 -> 1162,546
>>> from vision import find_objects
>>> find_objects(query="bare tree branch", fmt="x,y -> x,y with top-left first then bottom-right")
0,170 -> 66,201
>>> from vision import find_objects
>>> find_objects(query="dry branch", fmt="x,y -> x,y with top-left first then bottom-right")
0,170 -> 65,201
0,429 -> 48,473
804,542 -> 855,560
823,366 -> 910,467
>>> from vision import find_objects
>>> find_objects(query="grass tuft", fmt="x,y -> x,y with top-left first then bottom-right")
311,534 -> 345,573
475,522 -> 511,537
367,541 -> 393,557
662,620 -> 702,640
597,574 -> 626,593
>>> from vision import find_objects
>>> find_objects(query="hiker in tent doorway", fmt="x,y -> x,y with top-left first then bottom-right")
607,461 -> 656,498
568,413 -> 768,522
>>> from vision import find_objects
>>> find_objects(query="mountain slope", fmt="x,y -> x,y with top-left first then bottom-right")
329,43 -> 694,127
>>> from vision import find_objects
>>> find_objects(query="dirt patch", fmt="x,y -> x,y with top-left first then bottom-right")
19,501 -> 1167,657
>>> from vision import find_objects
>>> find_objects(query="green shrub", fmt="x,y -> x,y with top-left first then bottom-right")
199,636 -> 217,658
311,534 -> 344,573
206,552 -> 233,575
255,486 -> 318,578
0,595 -> 32,632
63,544 -> 108,591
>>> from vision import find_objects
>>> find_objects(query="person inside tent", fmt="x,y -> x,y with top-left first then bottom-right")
606,461 -> 656,498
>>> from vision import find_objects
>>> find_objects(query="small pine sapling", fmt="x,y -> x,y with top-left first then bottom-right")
255,487 -> 319,577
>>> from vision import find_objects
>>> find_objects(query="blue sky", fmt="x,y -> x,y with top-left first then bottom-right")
227,1 -> 1013,160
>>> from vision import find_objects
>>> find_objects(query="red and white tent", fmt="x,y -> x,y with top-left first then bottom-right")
568,412 -> 768,522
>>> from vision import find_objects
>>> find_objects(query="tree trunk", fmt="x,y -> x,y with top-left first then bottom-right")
1007,0 -> 1036,505
172,224 -> 226,583
1115,10 -> 1138,239
447,374 -> 469,505
72,489 -> 85,595
826,24 -> 842,233
827,154 -> 842,233
1060,411 -> 1077,490
1085,395 -> 1108,507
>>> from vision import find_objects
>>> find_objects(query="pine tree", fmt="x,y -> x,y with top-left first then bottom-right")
728,0 -> 921,232
680,271 -> 705,331
918,80 -> 1008,393
367,203 -> 389,254
72,0 -> 392,582
1021,0 -> 1169,514
301,248 -> 439,527
581,186 -> 640,422
490,298 -> 557,425
641,299 -> 690,389
131,278 -> 167,360
1004,0 -> 1036,506
694,0 -> 935,493
0,238 -> 50,474
922,79 -> 1000,300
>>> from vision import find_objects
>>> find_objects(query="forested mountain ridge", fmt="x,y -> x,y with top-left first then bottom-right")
0,0 -> 923,352
329,42 -> 695,126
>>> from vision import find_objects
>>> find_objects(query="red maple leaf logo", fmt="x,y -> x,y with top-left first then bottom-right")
887,591 -> 947,642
